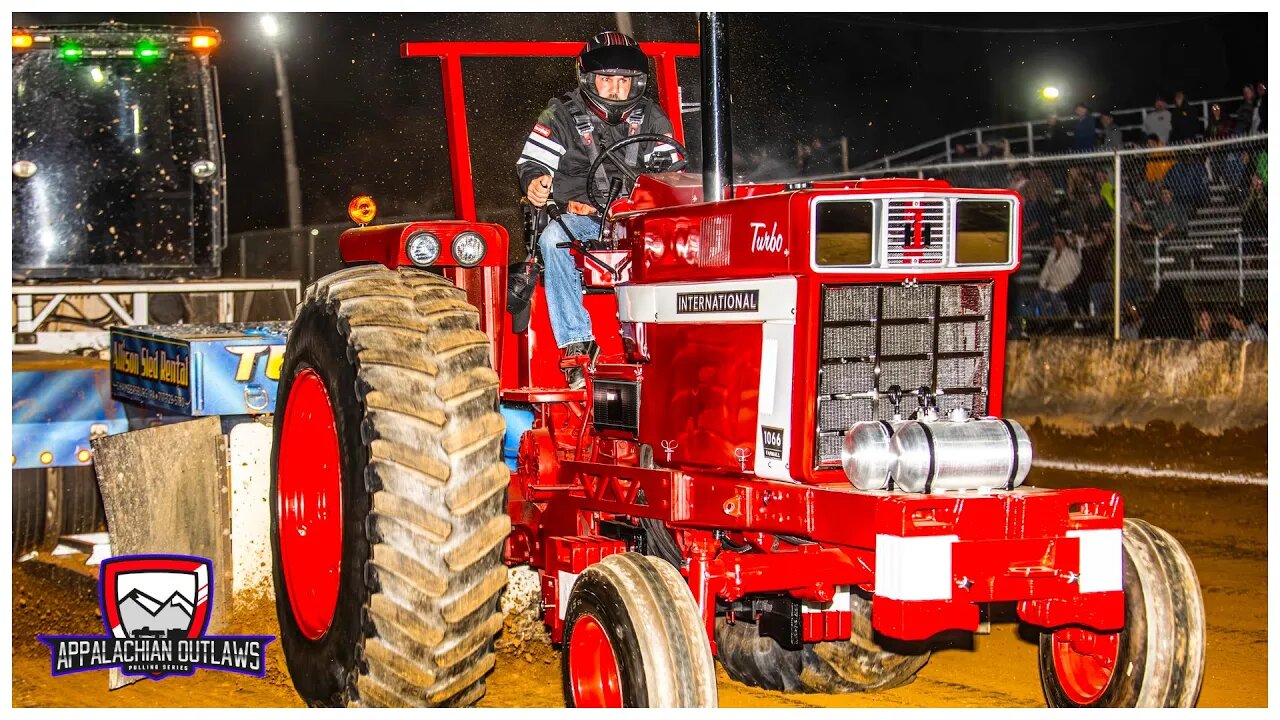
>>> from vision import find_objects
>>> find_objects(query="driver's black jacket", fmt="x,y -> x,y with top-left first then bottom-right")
516,88 -> 679,206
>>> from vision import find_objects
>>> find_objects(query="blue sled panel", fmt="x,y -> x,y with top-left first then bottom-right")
12,354 -> 128,469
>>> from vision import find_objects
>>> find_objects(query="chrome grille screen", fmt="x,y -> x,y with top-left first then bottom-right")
814,282 -> 993,468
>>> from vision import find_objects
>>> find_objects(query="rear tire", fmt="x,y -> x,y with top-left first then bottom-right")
11,466 -> 105,558
12,469 -> 46,558
52,466 -> 107,539
562,552 -> 717,707
1038,518 -> 1205,707
715,591 -> 929,693
270,265 -> 510,707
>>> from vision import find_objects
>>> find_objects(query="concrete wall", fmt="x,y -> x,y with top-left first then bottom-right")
1002,338 -> 1268,433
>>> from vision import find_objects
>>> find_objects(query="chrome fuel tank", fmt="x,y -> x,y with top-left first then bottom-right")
889,416 -> 1033,493
841,420 -> 899,490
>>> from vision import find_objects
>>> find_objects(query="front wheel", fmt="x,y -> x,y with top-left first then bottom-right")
562,552 -> 717,707
1038,518 -> 1205,707
270,265 -> 511,707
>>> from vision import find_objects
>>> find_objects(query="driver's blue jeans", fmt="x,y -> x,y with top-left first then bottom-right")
539,213 -> 601,348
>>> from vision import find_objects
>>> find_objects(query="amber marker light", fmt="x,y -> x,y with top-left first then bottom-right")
191,33 -> 219,51
77,449 -> 92,463
13,32 -> 33,49
348,195 -> 377,225
39,451 -> 54,465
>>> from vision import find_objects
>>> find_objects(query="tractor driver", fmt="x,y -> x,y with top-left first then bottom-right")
516,31 -> 682,389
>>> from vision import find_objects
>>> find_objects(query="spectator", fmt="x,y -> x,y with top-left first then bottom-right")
1149,187 -> 1190,239
1206,103 -> 1234,138
1241,173 -> 1267,247
1125,197 -> 1156,240
1065,184 -> 1110,236
1226,306 -> 1267,341
1208,146 -> 1249,195
1163,155 -> 1209,206
1066,165 -> 1094,198
1072,103 -> 1097,151
1140,282 -> 1195,339
1143,97 -> 1172,144
1097,168 -> 1117,210
1091,221 -> 1148,317
1144,135 -> 1175,186
1021,171 -> 1059,247
1256,81 -> 1267,133
1119,301 -> 1144,339
1235,84 -> 1258,135
1169,91 -> 1202,144
1033,230 -> 1082,316
1194,308 -> 1215,341
1099,111 -> 1123,150
1044,114 -> 1070,154
1065,228 -> 1108,316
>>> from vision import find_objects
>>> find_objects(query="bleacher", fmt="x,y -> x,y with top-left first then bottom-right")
867,135 -> 1272,336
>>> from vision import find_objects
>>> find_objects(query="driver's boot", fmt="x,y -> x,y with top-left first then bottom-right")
561,340 -> 600,390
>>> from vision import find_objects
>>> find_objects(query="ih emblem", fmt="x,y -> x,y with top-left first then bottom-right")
902,202 -> 931,263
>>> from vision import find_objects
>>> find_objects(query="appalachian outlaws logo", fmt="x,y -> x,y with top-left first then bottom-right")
39,555 -> 272,680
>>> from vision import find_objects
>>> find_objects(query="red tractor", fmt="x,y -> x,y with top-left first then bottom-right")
267,15 -> 1204,708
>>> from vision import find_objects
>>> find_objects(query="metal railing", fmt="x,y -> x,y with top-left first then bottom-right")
855,95 -> 1246,171
845,135 -> 1269,341
225,214 -> 437,287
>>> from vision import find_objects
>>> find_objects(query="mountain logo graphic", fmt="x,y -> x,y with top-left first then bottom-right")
39,554 -> 272,680
103,556 -> 211,645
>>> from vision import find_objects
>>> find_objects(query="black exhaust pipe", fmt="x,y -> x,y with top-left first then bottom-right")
699,12 -> 733,203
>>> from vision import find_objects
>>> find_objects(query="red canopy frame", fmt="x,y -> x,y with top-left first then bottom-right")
401,41 -> 700,221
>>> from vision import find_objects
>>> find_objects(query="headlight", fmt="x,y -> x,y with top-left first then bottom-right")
191,159 -> 217,179
451,231 -> 487,267
13,160 -> 37,178
405,231 -> 441,267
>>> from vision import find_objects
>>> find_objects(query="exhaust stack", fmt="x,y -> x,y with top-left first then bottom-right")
699,12 -> 733,203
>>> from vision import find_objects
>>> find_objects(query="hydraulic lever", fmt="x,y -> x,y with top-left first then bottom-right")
544,200 -> 617,275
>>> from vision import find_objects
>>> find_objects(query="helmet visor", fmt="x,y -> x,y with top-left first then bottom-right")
585,71 -> 646,102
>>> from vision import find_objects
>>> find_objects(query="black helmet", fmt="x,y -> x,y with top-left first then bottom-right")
577,31 -> 648,125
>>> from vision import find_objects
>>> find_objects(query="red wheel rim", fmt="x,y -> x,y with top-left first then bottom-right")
568,614 -> 624,707
277,368 -> 344,640
1051,626 -> 1120,705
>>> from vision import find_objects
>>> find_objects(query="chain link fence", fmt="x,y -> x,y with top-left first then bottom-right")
226,138 -> 1267,341
854,135 -> 1268,341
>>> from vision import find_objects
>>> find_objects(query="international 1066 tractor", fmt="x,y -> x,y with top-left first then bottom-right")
267,14 -> 1205,708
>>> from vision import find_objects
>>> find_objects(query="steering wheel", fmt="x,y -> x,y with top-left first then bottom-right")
585,132 -> 690,213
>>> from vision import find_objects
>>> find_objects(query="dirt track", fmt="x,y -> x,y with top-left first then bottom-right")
11,442 -> 1267,708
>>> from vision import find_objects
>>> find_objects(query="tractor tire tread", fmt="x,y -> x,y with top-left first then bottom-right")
274,265 -> 507,708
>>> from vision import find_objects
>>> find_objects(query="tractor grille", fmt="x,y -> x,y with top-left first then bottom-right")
814,282 -> 992,468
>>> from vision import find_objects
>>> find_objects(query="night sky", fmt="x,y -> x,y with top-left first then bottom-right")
13,12 -> 1268,237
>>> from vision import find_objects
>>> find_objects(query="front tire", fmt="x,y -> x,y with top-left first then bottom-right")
562,552 -> 717,707
1038,518 -> 1205,707
270,265 -> 510,707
